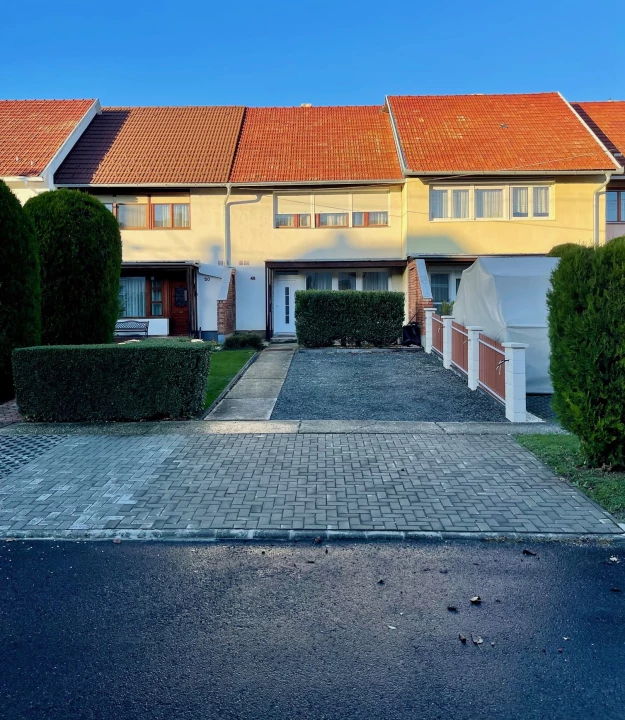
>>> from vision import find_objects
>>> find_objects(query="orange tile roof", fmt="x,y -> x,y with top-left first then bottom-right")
388,93 -> 618,173
0,99 -> 96,177
55,106 -> 245,185
229,106 -> 403,183
573,101 -> 625,167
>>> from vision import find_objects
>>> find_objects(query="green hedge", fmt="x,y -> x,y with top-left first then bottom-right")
295,291 -> 404,347
13,341 -> 211,422
222,332 -> 265,351
548,238 -> 625,467
24,190 -> 122,345
0,181 -> 41,401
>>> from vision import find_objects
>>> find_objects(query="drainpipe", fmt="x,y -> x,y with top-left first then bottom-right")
594,172 -> 613,248
223,183 -> 233,266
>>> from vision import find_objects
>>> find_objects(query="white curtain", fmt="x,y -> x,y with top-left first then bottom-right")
119,277 -> 146,317
306,272 -> 332,290
338,272 -> 356,291
153,204 -> 171,227
173,203 -> 190,227
318,213 -> 348,227
533,187 -> 549,217
117,204 -> 147,229
452,190 -> 469,218
430,189 -> 448,219
475,189 -> 503,218
362,271 -> 389,291
512,187 -> 529,217
368,211 -> 388,226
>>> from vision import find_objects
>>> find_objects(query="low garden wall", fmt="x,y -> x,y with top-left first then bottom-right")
13,340 -> 211,422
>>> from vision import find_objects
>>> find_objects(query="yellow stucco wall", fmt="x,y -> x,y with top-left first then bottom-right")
404,175 -> 607,256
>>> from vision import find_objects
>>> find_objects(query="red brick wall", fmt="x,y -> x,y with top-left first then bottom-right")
407,259 -> 434,331
217,269 -> 236,335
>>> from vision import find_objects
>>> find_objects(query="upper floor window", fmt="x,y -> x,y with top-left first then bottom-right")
153,203 -> 191,228
275,190 -> 390,228
118,204 -> 148,229
430,184 -> 552,221
98,196 -> 190,229
607,190 -> 625,223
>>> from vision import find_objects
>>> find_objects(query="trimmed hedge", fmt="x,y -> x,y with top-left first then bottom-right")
547,238 -> 625,467
295,291 -> 404,347
13,341 -> 211,422
0,181 -> 41,401
24,190 -> 122,345
222,332 -> 265,351
547,243 -> 583,258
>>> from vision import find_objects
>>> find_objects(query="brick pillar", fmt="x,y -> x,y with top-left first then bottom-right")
407,259 -> 434,334
217,269 -> 236,336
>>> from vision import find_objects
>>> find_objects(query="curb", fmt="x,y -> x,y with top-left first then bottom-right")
201,351 -> 259,418
2,528 -> 623,543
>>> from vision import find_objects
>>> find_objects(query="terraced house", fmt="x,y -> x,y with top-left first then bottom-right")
1,93 -> 623,339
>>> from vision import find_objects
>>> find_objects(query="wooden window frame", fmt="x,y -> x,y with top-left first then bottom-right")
607,190 -> 625,223
275,213 -> 311,229
151,202 -> 191,230
116,203 -> 149,230
352,211 -> 389,228
315,212 -> 349,228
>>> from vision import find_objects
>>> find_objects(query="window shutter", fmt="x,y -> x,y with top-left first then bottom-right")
313,193 -> 350,214
276,194 -> 311,215
352,191 -> 389,213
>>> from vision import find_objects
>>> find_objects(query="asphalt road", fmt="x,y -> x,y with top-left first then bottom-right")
1,539 -> 624,720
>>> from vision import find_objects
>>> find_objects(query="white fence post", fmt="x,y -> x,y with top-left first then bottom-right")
441,316 -> 453,369
503,342 -> 528,422
466,326 -> 483,390
424,308 -> 435,354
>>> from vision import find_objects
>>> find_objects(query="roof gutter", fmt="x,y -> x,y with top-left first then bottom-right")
405,169 -> 619,177
55,179 -> 404,189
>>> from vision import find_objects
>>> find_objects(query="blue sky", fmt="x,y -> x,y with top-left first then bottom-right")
4,0 -> 624,106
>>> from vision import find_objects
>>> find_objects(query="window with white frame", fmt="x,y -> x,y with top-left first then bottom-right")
362,270 -> 389,291
429,184 -> 552,221
275,190 -> 390,228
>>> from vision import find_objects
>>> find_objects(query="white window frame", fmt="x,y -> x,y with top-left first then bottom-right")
273,190 -> 390,229
429,183 -> 554,222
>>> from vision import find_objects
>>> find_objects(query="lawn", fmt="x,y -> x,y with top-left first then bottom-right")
515,434 -> 625,519
204,349 -> 256,408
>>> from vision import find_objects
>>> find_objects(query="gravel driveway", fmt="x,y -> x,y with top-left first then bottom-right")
271,348 -> 507,421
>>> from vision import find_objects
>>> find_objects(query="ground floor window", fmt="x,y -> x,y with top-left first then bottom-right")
119,276 -> 146,317
338,272 -> 357,291
306,272 -> 333,290
362,270 -> 389,291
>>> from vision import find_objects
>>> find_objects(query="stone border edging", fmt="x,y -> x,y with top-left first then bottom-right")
200,351 -> 259,419
1,528 -> 623,542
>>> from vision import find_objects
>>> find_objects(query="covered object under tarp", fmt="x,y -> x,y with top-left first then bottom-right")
452,256 -> 558,393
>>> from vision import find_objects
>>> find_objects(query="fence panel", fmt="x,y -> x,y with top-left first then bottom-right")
432,314 -> 444,356
451,322 -> 468,375
478,333 -> 506,402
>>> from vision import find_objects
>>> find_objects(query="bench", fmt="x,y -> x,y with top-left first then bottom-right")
114,320 -> 149,339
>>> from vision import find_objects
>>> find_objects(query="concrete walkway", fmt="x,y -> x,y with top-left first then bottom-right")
207,345 -> 296,420
0,428 -> 620,538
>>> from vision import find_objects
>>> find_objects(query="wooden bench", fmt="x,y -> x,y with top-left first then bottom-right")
114,320 -> 149,339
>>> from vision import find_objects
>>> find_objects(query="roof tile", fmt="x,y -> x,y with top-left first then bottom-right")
229,106 -> 402,183
573,101 -> 625,167
0,99 -> 95,177
55,106 -> 245,185
388,93 -> 617,173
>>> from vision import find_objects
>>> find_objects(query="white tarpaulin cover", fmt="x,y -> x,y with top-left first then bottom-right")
452,256 -> 558,393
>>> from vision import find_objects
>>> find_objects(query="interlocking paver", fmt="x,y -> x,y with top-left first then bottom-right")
0,432 -> 620,536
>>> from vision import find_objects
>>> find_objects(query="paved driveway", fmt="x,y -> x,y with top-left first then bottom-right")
271,348 -> 507,422
0,430 -> 618,536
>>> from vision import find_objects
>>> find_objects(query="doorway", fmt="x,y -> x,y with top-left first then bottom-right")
272,274 -> 302,334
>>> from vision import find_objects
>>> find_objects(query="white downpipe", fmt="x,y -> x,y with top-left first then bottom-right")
224,183 -> 233,266
594,172 -> 613,248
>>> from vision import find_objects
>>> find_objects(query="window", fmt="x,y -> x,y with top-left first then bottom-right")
150,277 -> 163,316
430,184 -> 552,221
430,188 -> 469,219
306,272 -> 332,290
152,203 -> 191,228
117,204 -> 147,229
103,202 -> 114,213
475,189 -> 503,218
607,190 -> 625,223
119,277 -> 146,317
352,191 -> 389,226
352,211 -> 389,227
284,287 -> 290,325
317,212 -> 348,227
276,214 -> 310,228
338,272 -> 356,291
430,273 -> 450,309
362,271 -> 389,291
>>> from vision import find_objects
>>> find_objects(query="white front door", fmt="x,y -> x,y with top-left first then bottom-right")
273,274 -> 302,334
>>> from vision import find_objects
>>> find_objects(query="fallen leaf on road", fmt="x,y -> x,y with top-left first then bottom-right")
611,587 -> 622,593
377,579 -> 385,585
558,648 -> 563,653
306,560 -> 315,564
609,556 -> 619,563
439,569 -> 448,574
563,636 -> 570,641
314,537 -> 323,545
447,605 -> 457,612
490,642 -> 495,647
472,635 -> 483,645
459,634 -> 467,644
387,625 -> 396,630
6,538 -> 15,543
522,549 -> 537,556
113,539 -> 121,544
470,596 -> 482,604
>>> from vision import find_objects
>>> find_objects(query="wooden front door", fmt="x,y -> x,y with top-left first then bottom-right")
170,280 -> 189,335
